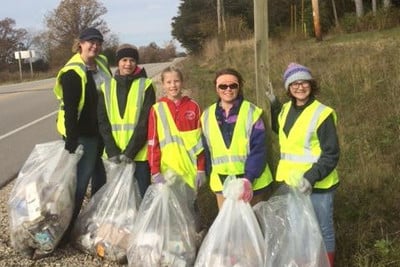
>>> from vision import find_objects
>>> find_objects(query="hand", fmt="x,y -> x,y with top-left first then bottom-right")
240,178 -> 253,202
69,144 -> 84,160
265,82 -> 276,103
74,144 -> 84,156
298,178 -> 312,195
152,173 -> 166,184
119,154 -> 133,164
195,171 -> 206,190
108,155 -> 121,164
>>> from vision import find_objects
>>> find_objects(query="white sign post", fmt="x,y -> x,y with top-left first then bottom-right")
14,50 -> 36,81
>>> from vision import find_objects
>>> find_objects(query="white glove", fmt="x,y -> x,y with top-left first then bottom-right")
265,81 -> 276,103
298,178 -> 312,195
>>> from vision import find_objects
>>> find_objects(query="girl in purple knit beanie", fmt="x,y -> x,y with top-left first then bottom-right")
266,62 -> 340,267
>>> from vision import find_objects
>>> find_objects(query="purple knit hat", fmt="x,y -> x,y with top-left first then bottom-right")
283,63 -> 313,91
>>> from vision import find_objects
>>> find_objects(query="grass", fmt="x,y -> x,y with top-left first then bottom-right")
177,27 -> 400,266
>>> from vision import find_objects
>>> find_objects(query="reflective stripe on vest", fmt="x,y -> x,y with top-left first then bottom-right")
201,100 -> 273,192
154,102 -> 203,189
276,100 -> 339,188
102,77 -> 150,161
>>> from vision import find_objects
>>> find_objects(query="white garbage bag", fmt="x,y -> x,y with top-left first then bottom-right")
8,140 -> 81,259
127,170 -> 197,267
194,176 -> 265,267
253,185 -> 330,267
73,161 -> 141,264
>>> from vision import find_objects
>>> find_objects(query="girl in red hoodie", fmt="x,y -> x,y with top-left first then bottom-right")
147,66 -> 205,189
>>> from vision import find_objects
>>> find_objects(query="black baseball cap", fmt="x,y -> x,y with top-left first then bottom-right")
79,27 -> 104,42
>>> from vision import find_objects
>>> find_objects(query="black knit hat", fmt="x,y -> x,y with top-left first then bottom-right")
79,27 -> 104,42
115,45 -> 139,63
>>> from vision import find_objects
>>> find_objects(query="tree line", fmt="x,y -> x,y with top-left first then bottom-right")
172,0 -> 400,53
1,0 -> 400,74
0,0 -> 178,74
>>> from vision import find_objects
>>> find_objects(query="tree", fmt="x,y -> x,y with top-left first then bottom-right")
44,0 -> 109,66
0,18 -> 27,68
217,0 -> 226,51
172,0 -> 215,53
172,0 -> 254,53
354,0 -> 364,17
383,0 -> 392,8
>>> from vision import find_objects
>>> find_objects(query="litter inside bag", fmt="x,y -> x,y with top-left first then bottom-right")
8,140 -> 81,258
253,185 -> 330,267
194,176 -> 265,267
127,170 -> 197,267
73,161 -> 141,263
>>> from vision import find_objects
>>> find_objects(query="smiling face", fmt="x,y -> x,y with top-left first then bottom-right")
162,70 -> 183,101
215,74 -> 240,105
289,80 -> 311,106
80,39 -> 102,62
118,57 -> 137,76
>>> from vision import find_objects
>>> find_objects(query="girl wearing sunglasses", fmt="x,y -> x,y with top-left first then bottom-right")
201,68 -> 274,209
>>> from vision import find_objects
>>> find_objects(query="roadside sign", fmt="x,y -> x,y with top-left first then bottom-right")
14,50 -> 36,60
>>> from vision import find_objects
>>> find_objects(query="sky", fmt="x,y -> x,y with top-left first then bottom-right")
0,0 -> 182,50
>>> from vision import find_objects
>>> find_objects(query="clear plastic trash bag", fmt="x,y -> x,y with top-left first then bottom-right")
253,185 -> 330,267
127,170 -> 197,267
194,176 -> 265,267
72,161 -> 141,264
8,140 -> 82,258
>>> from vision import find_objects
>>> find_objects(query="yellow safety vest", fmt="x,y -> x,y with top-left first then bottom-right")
101,77 -> 152,161
154,102 -> 203,189
53,53 -> 111,136
201,100 -> 273,192
276,100 -> 339,189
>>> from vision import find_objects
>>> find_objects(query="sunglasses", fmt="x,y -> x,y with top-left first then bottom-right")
217,83 -> 239,90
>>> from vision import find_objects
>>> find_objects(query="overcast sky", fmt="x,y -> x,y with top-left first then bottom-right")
0,0 -> 182,49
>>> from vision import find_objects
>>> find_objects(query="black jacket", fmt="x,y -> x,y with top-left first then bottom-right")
61,69 -> 100,153
98,67 -> 156,159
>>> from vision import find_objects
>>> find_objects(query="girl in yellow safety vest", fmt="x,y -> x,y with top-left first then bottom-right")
266,62 -> 340,267
147,66 -> 205,189
98,44 -> 156,198
147,66 -> 206,232
201,68 -> 274,209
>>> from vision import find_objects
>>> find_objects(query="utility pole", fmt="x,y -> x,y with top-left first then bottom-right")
311,0 -> 322,41
253,0 -> 269,110
254,0 -> 278,174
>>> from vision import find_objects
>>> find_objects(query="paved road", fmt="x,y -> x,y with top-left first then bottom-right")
0,60 -> 181,187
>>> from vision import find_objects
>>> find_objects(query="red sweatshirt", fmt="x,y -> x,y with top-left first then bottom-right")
147,96 -> 206,175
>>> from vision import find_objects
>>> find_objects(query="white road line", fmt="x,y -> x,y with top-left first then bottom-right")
0,110 -> 58,141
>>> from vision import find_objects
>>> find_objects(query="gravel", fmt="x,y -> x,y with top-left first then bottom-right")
0,180 -> 124,267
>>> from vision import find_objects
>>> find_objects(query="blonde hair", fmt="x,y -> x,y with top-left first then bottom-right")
72,38 -> 81,53
161,66 -> 184,82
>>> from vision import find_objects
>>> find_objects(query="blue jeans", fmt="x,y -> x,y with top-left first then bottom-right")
310,190 -> 336,252
72,136 -> 106,222
134,161 -> 151,198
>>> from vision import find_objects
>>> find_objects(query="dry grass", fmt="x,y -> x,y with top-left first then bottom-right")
182,27 -> 400,266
